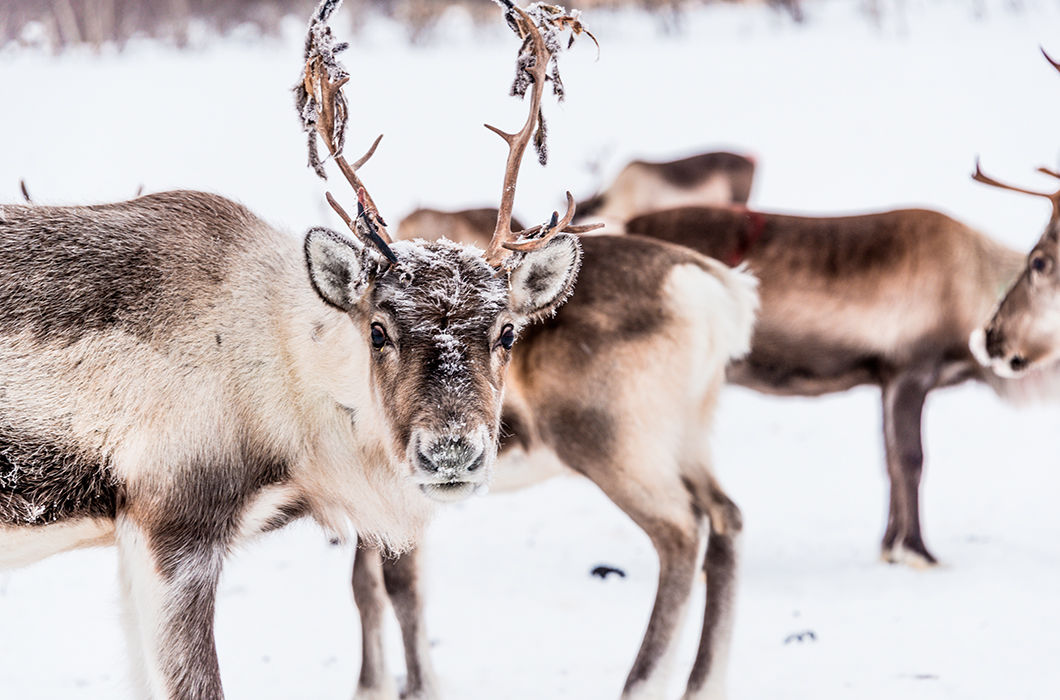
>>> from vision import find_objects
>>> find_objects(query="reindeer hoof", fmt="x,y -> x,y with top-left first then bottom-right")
880,540 -> 938,569
354,684 -> 399,700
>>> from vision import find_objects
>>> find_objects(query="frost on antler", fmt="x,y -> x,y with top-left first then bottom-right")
294,0 -> 396,262
494,1 -> 597,166
484,1 -> 602,269
295,0 -> 351,178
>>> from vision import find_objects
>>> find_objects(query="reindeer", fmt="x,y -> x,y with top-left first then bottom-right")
574,150 -> 756,230
623,203 -> 1029,566
0,2 -> 585,697
970,49 -> 1060,379
969,165 -> 1060,375
351,4 -> 759,699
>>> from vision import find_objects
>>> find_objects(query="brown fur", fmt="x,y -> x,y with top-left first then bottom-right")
396,207 -> 524,247
627,204 -> 1025,563
357,231 -> 760,698
976,213 -> 1060,377
574,151 -> 756,226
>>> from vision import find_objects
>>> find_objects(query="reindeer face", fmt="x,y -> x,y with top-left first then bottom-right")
306,229 -> 580,503
973,228 -> 1060,378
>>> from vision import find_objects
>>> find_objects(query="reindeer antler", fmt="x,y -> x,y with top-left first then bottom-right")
296,0 -> 396,263
1043,46 -> 1060,75
973,158 -> 1060,219
483,1 -> 602,268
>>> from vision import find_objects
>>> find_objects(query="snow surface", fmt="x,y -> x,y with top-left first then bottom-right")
2,0 -> 1060,698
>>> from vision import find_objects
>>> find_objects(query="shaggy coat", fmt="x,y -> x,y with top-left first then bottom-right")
0,190 -> 580,699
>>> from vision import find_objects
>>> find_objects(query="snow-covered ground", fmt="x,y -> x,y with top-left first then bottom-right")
2,0 -> 1060,698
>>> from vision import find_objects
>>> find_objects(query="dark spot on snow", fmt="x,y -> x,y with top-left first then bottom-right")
590,564 -> 626,580
783,630 -> 817,644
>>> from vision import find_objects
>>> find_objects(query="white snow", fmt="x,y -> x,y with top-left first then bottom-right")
2,0 -> 1060,698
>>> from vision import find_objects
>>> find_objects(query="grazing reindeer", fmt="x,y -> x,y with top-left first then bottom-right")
353,5 -> 759,699
625,204 -> 1026,566
970,164 -> 1060,377
574,150 -> 756,230
0,2 -> 583,698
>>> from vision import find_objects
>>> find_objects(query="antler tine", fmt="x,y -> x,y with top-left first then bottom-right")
973,158 -> 1060,219
483,4 -> 550,266
1043,46 -> 1060,75
503,191 -> 603,252
1037,166 -> 1060,181
482,3 -> 602,267
303,57 -> 394,248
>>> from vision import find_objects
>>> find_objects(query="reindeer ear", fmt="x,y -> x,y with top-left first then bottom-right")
507,233 -> 582,322
304,227 -> 379,311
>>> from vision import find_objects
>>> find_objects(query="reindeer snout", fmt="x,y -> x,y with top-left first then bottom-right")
410,429 -> 491,503
418,436 -> 483,476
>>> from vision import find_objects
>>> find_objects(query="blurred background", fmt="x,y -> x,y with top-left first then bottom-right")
1,1 -> 1060,699
3,1 -> 814,49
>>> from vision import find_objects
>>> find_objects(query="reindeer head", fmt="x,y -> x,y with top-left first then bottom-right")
970,160 -> 1060,378
297,0 -> 596,501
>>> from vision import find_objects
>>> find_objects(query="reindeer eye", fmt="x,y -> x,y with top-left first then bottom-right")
498,324 -> 516,350
370,323 -> 388,350
1031,255 -> 1051,274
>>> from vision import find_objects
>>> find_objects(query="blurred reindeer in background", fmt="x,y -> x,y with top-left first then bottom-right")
573,150 -> 757,230
398,150 -> 756,240
625,202 -> 1031,567
971,49 -> 1060,380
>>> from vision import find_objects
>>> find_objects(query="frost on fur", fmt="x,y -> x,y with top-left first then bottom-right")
494,1 -> 598,166
295,0 -> 351,178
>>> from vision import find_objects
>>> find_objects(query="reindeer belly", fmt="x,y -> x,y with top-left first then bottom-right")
730,327 -> 883,397
0,426 -> 118,529
0,518 -> 115,569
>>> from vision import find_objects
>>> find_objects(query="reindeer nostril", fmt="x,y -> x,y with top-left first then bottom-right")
417,451 -> 438,473
1010,355 -> 1028,372
418,436 -> 481,476
985,327 -> 1004,358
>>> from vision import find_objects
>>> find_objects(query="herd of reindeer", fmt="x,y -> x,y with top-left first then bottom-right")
2,1 -> 1058,699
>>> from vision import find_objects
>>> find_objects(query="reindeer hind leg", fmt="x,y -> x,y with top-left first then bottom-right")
683,477 -> 742,700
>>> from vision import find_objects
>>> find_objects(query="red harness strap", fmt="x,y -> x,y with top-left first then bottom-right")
725,209 -> 766,266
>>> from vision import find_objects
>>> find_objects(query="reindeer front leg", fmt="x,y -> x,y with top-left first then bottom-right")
381,546 -> 440,700
353,543 -> 439,700
115,495 -> 234,699
353,544 -> 399,700
880,367 -> 938,567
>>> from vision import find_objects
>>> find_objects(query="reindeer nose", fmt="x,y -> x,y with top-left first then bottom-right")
418,436 -> 483,477
984,326 -> 1005,359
